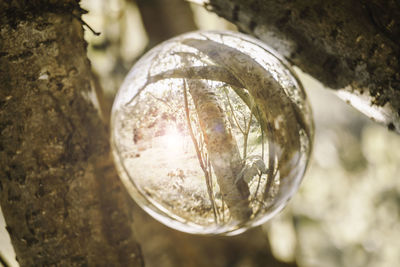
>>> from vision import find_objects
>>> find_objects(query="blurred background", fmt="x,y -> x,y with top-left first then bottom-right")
1,0 -> 400,266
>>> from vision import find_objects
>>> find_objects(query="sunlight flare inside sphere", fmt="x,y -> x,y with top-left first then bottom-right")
162,126 -> 185,156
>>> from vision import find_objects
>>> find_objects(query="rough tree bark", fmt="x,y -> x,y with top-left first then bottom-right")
0,1 -> 143,266
203,0 -> 400,133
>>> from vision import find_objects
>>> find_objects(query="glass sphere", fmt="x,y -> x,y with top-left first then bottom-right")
111,31 -> 314,235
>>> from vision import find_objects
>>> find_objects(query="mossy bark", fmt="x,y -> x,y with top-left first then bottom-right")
0,1 -> 143,266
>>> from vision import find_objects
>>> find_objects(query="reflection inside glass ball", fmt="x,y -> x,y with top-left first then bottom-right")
111,31 -> 314,235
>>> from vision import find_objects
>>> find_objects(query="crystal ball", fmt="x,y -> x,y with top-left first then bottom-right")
111,31 -> 314,235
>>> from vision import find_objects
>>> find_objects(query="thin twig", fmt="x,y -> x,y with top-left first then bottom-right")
208,153 -> 220,222
223,87 -> 245,134
126,52 -> 162,106
183,80 -> 206,171
147,92 -> 173,110
254,109 -> 265,207
254,108 -> 278,215
75,15 -> 101,36
242,106 -> 253,160
221,195 -> 225,222
253,172 -> 263,203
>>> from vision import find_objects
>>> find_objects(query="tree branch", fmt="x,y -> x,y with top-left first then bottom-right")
204,0 -> 400,133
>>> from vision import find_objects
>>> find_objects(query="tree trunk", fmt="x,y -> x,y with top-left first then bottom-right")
0,1 -> 143,266
205,0 -> 400,133
136,0 -> 197,48
186,79 -> 251,221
